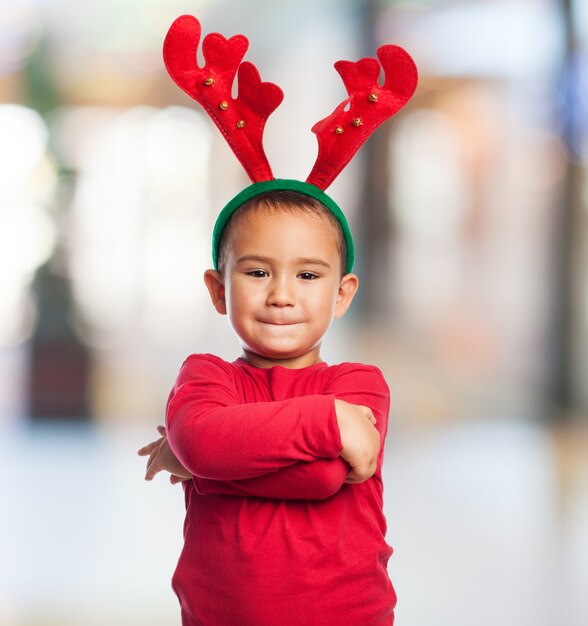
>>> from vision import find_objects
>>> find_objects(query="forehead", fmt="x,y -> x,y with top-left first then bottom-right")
229,205 -> 341,256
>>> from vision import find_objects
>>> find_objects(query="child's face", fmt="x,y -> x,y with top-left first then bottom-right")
204,206 -> 358,368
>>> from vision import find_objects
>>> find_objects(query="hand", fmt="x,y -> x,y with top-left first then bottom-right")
137,425 -> 192,484
334,400 -> 380,484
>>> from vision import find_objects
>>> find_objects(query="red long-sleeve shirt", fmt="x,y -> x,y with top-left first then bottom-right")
166,353 -> 395,625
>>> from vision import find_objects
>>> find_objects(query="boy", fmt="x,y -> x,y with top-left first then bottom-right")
139,189 -> 394,624
139,14 -> 417,624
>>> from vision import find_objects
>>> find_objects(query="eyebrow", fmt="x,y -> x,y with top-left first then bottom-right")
235,255 -> 332,269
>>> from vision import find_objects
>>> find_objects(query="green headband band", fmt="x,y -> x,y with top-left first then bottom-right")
212,179 -> 355,274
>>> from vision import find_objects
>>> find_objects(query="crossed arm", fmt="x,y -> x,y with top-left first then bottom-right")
138,360 -> 388,500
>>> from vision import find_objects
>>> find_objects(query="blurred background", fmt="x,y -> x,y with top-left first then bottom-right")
1,0 -> 587,624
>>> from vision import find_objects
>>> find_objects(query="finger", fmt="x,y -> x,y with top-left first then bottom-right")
145,459 -> 161,481
157,425 -> 166,436
145,443 -> 161,472
345,464 -> 375,483
138,442 -> 153,455
365,410 -> 377,425
145,446 -> 163,480
138,444 -> 155,457
344,470 -> 363,484
363,408 -> 377,425
144,455 -> 155,480
138,438 -> 164,456
356,405 -> 377,424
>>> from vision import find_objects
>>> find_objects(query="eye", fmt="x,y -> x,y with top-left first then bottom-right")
298,272 -> 319,281
246,269 -> 269,278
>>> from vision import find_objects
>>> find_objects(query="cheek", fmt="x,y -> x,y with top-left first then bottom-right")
309,288 -> 339,319
227,281 -> 257,315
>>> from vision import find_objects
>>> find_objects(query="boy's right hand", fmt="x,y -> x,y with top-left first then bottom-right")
334,399 -> 380,484
138,425 -> 193,484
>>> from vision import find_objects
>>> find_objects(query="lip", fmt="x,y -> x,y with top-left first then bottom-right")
259,320 -> 302,326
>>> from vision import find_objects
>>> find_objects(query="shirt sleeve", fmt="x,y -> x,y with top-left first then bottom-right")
165,354 -> 343,481
170,359 -> 390,499
192,457 -> 350,500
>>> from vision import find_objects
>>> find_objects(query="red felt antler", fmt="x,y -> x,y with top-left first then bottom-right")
163,15 -> 283,183
306,45 -> 418,190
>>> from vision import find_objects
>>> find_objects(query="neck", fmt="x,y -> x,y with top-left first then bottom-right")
240,347 -> 323,369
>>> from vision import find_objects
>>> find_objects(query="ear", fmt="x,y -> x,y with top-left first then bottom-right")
334,273 -> 359,319
203,269 -> 227,315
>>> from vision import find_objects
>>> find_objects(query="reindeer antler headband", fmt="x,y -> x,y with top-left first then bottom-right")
163,15 -> 418,273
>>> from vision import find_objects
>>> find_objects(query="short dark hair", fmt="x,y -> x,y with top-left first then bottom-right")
216,190 -> 347,276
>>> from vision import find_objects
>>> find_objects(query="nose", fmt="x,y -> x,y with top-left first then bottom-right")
267,275 -> 295,307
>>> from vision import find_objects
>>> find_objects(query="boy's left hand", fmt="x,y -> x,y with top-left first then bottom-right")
138,425 -> 193,484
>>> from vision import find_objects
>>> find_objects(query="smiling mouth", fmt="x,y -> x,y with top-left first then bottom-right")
259,321 -> 302,326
